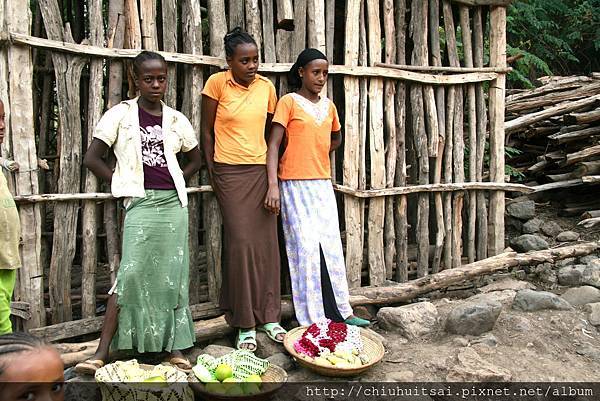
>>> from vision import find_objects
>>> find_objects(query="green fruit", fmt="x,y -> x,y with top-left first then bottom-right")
215,363 -> 233,381
225,384 -> 245,396
243,382 -> 261,395
222,377 -> 239,383
192,364 -> 215,383
206,382 -> 227,394
244,374 -> 262,384
143,375 -> 166,382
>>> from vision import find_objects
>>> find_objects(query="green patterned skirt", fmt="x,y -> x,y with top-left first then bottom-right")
112,190 -> 195,353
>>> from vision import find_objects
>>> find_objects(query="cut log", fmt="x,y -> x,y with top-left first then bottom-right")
58,242 -> 600,366
505,95 -> 600,134
276,0 -> 294,30
548,126 -> 600,144
579,217 -> 600,228
563,145 -> 600,166
564,108 -> 600,125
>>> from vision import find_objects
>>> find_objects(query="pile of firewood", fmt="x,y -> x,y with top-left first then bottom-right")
505,74 -> 600,226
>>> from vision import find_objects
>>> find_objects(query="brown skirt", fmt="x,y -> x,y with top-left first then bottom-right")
212,163 -> 281,328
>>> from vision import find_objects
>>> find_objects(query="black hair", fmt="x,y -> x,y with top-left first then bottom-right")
288,48 -> 328,89
224,27 -> 257,58
0,332 -> 48,375
132,50 -> 166,76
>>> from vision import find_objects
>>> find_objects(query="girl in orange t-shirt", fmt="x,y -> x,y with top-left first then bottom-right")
265,49 -> 369,327
201,28 -> 285,352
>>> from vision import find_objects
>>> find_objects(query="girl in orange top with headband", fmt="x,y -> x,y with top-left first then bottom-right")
265,48 -> 369,327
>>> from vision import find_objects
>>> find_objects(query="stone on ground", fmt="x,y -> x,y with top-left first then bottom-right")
385,370 -> 415,382
200,344 -> 235,359
267,353 -> 294,371
506,200 -> 535,220
522,218 -> 543,234
557,265 -> 586,287
446,348 -> 512,381
377,302 -> 440,340
512,289 -> 572,311
561,286 -> 600,306
556,231 -> 580,242
581,260 -> 600,288
255,332 -> 286,359
471,333 -> 498,347
584,302 -> 600,326
468,290 -> 517,308
353,305 -> 377,321
540,221 -> 562,237
510,234 -> 549,252
479,278 -> 534,293
556,257 -> 576,268
579,255 -> 600,264
445,301 -> 502,336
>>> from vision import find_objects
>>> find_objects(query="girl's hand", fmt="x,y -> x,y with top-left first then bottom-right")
264,184 -> 280,215
2,159 -> 18,171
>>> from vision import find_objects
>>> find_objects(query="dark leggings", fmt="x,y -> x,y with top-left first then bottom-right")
320,245 -> 344,322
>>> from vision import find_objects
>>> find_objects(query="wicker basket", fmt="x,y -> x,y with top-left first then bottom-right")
96,362 -> 193,401
188,364 -> 287,401
283,326 -> 385,377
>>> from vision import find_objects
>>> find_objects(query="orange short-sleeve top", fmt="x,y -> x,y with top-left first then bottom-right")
272,93 -> 341,180
202,70 -> 277,165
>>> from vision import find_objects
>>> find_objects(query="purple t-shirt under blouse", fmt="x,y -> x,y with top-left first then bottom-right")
138,107 -> 176,190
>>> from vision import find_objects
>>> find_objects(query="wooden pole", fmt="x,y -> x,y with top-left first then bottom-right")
383,0 -> 396,280
307,0 -> 326,52
139,0 -> 158,50
244,0 -> 262,61
394,0 -> 408,283
105,0 -> 126,287
488,6 -> 507,256
40,0 -> 87,323
162,0 -> 178,106
410,0 -> 430,278
429,0 -> 445,273
366,0 -> 386,286
208,0 -> 227,58
181,0 -> 211,304
292,0 -> 307,59
343,0 -> 363,288
228,0 -> 245,30
473,6 -> 488,261
81,0 -> 105,319
460,6 -> 477,265
5,0 -> 45,329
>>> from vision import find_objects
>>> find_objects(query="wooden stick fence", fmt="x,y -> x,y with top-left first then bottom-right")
0,0 -> 513,339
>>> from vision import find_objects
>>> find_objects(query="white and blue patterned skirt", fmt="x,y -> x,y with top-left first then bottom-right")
280,179 -> 353,325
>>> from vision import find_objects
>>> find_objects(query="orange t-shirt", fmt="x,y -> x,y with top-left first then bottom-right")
202,70 -> 277,165
272,93 -> 341,180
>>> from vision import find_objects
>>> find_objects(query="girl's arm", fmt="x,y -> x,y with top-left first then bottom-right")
264,123 -> 285,215
200,95 -> 218,183
330,130 -> 342,152
264,113 -> 274,142
83,139 -> 113,183
181,146 -> 202,181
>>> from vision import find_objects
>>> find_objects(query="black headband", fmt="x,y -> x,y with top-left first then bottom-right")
288,48 -> 328,88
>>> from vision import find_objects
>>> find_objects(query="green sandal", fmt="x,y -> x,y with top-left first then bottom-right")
237,328 -> 257,352
345,316 -> 370,327
257,322 -> 287,343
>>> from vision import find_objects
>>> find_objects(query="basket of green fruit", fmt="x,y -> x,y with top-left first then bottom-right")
189,350 -> 287,400
95,360 -> 193,401
283,321 -> 384,377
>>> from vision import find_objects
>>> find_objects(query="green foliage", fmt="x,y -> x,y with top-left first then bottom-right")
507,0 -> 600,88
466,144 -> 525,182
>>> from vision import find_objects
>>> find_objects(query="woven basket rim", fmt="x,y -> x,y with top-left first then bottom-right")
283,325 -> 385,375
